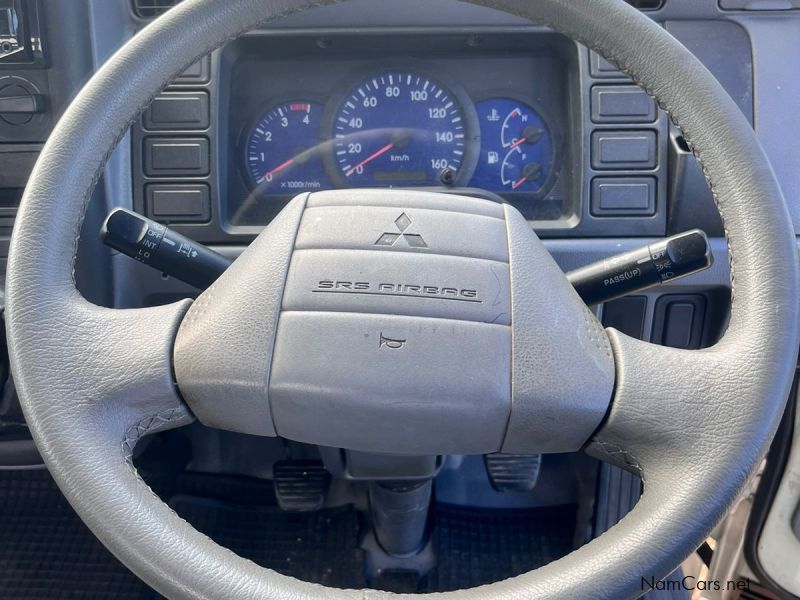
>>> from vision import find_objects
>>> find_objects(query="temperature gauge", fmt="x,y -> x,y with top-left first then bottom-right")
470,98 -> 555,195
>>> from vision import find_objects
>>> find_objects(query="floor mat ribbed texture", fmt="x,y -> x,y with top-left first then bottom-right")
170,478 -> 575,593
170,496 -> 365,589
0,470 -> 575,597
422,503 -> 575,592
0,470 -> 152,599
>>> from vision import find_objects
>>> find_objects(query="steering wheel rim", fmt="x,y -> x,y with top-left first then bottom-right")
6,0 -> 799,598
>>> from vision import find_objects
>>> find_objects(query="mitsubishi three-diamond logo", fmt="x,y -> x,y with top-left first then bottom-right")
374,213 -> 428,248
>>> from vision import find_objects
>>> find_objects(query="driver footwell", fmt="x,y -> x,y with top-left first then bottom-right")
169,478 -> 575,593
0,469 -> 575,597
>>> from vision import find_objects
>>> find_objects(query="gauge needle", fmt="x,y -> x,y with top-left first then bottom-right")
511,164 -> 542,190
507,126 -> 544,151
261,157 -> 295,182
511,176 -> 528,190
346,143 -> 395,177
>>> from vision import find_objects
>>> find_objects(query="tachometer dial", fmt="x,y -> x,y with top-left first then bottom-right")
332,72 -> 476,187
245,101 -> 331,194
470,98 -> 555,194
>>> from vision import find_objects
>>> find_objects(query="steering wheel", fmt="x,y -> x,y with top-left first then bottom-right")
5,0 -> 798,598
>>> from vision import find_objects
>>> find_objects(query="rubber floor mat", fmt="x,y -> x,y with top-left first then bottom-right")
169,495 -> 366,590
171,489 -> 576,593
0,470 -> 153,599
421,503 -> 575,592
0,469 -> 575,596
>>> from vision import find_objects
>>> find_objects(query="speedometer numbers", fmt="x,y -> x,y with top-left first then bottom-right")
332,72 -> 472,187
245,101 -> 331,194
470,98 -> 555,195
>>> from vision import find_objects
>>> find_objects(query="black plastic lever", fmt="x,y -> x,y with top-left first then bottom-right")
566,229 -> 713,305
101,209 -> 712,303
100,208 -> 231,290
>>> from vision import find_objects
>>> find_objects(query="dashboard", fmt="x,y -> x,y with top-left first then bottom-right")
129,26 -> 725,245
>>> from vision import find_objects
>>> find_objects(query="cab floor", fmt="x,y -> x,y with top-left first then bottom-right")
0,469 -> 575,597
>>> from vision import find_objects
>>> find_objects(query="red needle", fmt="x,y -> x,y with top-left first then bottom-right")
504,109 -> 525,150
261,157 -> 295,182
507,136 -> 527,151
511,175 -> 528,190
346,143 -> 395,177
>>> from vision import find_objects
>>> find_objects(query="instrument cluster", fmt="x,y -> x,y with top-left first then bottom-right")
241,67 -> 558,207
222,30 -> 577,229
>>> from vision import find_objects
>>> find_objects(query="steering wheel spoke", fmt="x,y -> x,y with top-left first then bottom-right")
10,296 -> 193,454
589,333 -> 723,477
99,301 -> 195,451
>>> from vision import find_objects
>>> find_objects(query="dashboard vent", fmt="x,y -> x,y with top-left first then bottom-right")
625,0 -> 665,8
131,0 -> 182,19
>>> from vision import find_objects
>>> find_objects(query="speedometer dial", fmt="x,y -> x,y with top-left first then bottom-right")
332,72 -> 476,188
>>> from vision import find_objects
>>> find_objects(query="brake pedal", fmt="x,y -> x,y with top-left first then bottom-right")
272,460 -> 331,511
484,453 -> 542,492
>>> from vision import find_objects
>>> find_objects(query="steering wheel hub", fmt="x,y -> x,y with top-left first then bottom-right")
175,189 -> 614,455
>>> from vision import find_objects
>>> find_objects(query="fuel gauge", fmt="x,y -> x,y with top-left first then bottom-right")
470,98 -> 555,195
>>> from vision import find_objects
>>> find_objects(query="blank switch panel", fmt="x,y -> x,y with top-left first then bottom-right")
591,130 -> 657,170
591,85 -> 657,123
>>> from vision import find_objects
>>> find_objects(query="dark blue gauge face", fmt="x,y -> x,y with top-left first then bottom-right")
245,101 -> 331,194
470,98 -> 554,194
333,72 -> 468,187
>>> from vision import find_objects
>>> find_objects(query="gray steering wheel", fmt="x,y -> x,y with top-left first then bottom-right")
5,0 -> 799,598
